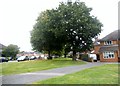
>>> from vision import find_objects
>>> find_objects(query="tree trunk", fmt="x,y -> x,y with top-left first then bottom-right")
48,50 -> 52,60
72,50 -> 76,61
64,54 -> 66,58
64,51 -> 67,58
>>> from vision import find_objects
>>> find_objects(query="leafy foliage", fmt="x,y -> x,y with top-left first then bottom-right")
30,11 -> 64,58
30,1 -> 103,60
2,44 -> 19,59
49,1 -> 103,52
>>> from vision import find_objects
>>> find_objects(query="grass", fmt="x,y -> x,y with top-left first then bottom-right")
0,57 -> 86,75
0,64 -> 2,76
34,64 -> 119,84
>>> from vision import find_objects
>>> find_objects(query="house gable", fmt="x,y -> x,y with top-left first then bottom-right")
94,30 -> 120,62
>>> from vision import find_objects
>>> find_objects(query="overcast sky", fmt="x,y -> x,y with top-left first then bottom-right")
0,0 -> 119,51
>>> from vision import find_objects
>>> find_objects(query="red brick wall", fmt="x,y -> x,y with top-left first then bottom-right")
94,45 -> 101,54
113,40 -> 118,45
100,40 -> 118,45
100,42 -> 104,46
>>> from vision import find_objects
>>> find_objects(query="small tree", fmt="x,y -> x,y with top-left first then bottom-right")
2,44 -> 20,60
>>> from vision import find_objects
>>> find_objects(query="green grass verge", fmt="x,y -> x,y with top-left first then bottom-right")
34,64 -> 119,84
0,58 -> 86,75
0,64 -> 2,76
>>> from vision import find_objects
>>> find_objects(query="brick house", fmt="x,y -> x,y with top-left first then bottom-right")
94,30 -> 120,62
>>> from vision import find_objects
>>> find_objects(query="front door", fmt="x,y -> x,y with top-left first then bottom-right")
96,54 -> 100,60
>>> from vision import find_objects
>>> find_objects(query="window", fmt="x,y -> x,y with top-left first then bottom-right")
103,51 -> 114,58
104,41 -> 112,45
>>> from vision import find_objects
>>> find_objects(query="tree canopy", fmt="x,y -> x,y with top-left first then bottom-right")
2,44 -> 20,59
31,11 -> 65,58
30,1 -> 103,60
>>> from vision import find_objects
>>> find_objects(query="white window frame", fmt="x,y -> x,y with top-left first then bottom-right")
103,51 -> 115,59
104,41 -> 112,45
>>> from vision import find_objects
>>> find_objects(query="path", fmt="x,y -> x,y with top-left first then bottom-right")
2,62 -> 104,84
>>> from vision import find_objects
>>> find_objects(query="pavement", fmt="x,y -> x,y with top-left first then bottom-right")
1,62 -> 105,84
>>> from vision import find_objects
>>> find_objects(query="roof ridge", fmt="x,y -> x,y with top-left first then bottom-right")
99,29 -> 119,41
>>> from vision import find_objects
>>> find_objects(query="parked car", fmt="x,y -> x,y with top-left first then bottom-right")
0,57 -> 8,62
29,56 -> 36,60
17,56 -> 29,62
52,55 -> 59,58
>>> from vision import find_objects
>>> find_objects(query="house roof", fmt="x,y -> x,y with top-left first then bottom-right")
99,45 -> 118,52
99,30 -> 120,41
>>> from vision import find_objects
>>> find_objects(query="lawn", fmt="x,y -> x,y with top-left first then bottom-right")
34,64 -> 119,84
0,58 -> 86,75
0,64 -> 2,76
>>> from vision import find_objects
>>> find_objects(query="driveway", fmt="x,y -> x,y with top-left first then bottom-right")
2,62 -> 104,85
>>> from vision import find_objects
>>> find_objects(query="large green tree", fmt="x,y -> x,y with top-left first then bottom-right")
31,1 -> 103,60
2,44 -> 20,59
47,1 -> 103,60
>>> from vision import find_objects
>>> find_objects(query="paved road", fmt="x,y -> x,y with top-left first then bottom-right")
2,62 -> 104,84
